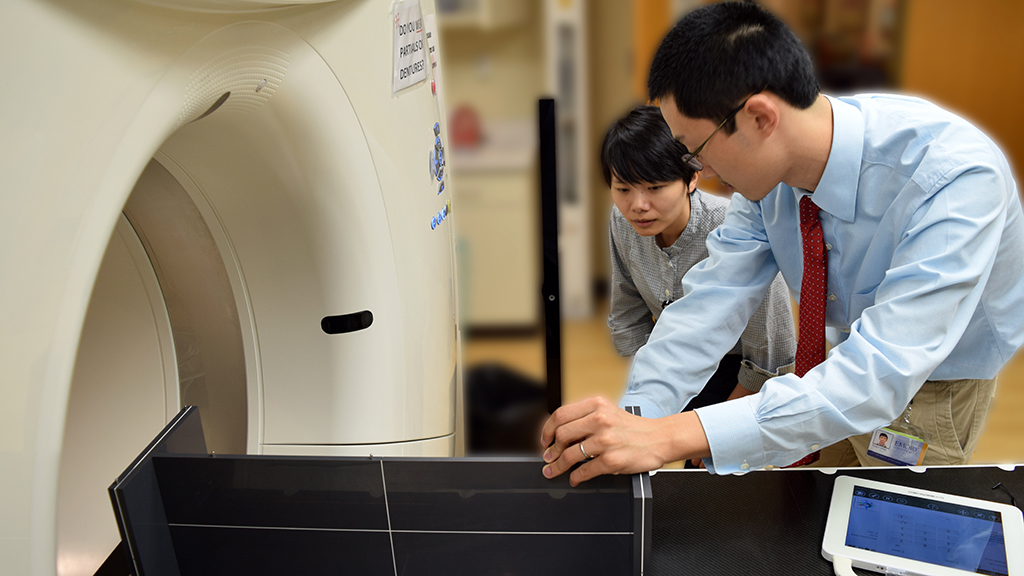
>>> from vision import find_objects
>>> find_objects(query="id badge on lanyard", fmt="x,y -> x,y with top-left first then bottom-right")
865,401 -> 931,466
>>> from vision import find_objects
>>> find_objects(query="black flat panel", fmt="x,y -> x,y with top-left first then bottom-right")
383,459 -> 633,533
392,532 -> 633,576
168,526 -> 394,576
632,472 -> 652,576
93,541 -> 129,576
650,470 -> 821,576
153,456 -> 389,531
649,466 -> 1024,576
109,406 -> 208,576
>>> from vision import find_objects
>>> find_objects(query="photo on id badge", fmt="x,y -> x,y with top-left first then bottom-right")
867,427 -> 928,466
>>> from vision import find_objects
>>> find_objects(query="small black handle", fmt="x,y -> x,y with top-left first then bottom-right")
321,311 -> 373,334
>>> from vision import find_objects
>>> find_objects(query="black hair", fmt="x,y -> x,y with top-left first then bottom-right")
647,1 -> 819,134
600,105 -> 695,187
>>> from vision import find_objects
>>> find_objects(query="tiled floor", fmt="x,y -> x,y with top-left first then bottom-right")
463,300 -> 1024,465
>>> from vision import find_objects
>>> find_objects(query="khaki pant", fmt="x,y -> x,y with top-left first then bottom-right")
810,378 -> 996,467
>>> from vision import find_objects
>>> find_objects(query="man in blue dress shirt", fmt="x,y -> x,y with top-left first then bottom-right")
541,1 -> 1024,484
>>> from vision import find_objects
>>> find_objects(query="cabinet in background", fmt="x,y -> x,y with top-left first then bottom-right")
451,121 -> 538,329
438,0 -> 529,30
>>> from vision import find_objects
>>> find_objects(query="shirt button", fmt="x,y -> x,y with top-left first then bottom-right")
828,294 -> 837,302
811,444 -> 820,450
740,462 -> 750,470
825,243 -> 833,251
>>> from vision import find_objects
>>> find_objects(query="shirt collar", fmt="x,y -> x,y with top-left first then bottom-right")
806,95 -> 863,223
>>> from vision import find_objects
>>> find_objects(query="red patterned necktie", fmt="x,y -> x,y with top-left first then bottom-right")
796,196 -> 828,377
787,195 -> 828,467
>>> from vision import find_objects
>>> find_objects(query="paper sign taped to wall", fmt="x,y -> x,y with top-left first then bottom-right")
424,13 -> 442,98
393,0 -> 428,93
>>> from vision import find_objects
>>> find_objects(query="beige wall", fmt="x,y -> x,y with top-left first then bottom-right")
588,0 -> 642,286
439,0 -> 664,291
443,0 -> 1024,295
901,0 -> 1024,180
439,2 -> 545,121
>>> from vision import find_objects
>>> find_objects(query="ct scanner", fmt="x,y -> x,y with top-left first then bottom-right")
0,0 -> 460,574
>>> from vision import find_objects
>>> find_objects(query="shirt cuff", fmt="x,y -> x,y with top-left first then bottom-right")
694,396 -> 764,474
617,394 -> 668,420
737,360 -> 795,393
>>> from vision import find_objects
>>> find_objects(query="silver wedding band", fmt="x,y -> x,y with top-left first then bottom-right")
580,441 -> 593,460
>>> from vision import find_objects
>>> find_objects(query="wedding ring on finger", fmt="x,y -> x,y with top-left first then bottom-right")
580,441 -> 594,460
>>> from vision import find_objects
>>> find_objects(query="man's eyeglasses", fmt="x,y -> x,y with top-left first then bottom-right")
681,89 -> 763,172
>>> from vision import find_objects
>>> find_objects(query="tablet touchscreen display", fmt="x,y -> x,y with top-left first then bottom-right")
846,484 -> 1008,575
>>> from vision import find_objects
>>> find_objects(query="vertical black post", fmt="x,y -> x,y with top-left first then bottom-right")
539,98 -> 563,414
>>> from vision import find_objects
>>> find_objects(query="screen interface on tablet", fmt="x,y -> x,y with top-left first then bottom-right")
846,485 -> 1008,576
